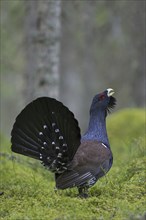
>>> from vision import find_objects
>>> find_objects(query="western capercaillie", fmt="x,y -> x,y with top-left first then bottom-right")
11,88 -> 116,198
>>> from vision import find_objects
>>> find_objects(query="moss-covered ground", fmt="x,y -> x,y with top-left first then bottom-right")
0,108 -> 145,220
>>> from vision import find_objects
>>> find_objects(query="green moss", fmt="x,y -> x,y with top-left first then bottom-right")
107,108 -> 145,144
107,108 -> 145,165
0,108 -> 146,220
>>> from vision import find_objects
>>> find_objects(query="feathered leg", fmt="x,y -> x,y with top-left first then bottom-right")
78,186 -> 89,198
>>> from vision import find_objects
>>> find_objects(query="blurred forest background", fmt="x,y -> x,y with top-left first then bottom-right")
0,0 -> 145,137
0,1 -> 146,219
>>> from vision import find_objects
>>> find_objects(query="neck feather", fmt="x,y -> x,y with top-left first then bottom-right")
81,109 -> 110,147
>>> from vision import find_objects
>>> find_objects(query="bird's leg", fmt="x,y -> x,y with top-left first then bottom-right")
78,186 -> 89,198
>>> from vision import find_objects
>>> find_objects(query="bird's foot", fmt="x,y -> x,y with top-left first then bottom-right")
78,186 -> 89,199
78,192 -> 89,198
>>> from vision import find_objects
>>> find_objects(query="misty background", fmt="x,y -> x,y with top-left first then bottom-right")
1,0 -> 145,138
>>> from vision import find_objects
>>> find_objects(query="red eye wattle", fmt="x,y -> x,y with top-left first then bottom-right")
98,94 -> 105,101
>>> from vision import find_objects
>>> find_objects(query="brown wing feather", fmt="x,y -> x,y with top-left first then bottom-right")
56,141 -> 112,189
72,140 -> 111,169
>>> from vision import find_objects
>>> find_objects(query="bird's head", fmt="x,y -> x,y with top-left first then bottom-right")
90,88 -> 116,115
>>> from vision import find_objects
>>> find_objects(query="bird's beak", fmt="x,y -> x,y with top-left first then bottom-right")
107,88 -> 114,97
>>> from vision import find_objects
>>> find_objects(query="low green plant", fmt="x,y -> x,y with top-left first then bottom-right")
0,108 -> 145,220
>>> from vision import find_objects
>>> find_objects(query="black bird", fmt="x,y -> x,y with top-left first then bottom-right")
11,88 -> 116,197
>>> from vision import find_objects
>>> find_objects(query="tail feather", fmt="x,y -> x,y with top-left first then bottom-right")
11,97 -> 81,173
12,143 -> 40,159
14,127 -> 41,148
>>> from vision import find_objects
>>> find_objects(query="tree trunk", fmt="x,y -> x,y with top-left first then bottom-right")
24,0 -> 61,103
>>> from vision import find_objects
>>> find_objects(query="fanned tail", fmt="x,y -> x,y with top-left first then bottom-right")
11,97 -> 81,173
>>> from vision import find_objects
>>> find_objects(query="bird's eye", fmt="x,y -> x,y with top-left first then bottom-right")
98,94 -> 105,101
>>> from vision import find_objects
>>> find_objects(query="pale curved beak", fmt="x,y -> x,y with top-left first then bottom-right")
107,88 -> 114,97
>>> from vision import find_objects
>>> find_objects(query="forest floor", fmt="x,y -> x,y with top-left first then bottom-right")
0,109 -> 146,220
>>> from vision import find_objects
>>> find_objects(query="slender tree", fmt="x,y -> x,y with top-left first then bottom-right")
24,0 -> 61,103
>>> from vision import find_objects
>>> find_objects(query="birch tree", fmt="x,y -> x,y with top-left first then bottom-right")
24,0 -> 61,103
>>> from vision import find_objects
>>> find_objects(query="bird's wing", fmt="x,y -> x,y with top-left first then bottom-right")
55,169 -> 94,189
56,140 -> 112,189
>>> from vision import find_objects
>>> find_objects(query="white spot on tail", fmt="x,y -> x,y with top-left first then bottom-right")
55,129 -> 59,133
52,159 -> 56,164
43,125 -> 47,129
58,161 -> 65,165
52,123 -> 56,127
57,153 -> 62,158
39,132 -> 43,135
52,141 -> 55,145
40,154 -> 42,159
43,142 -> 47,145
59,136 -> 63,140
